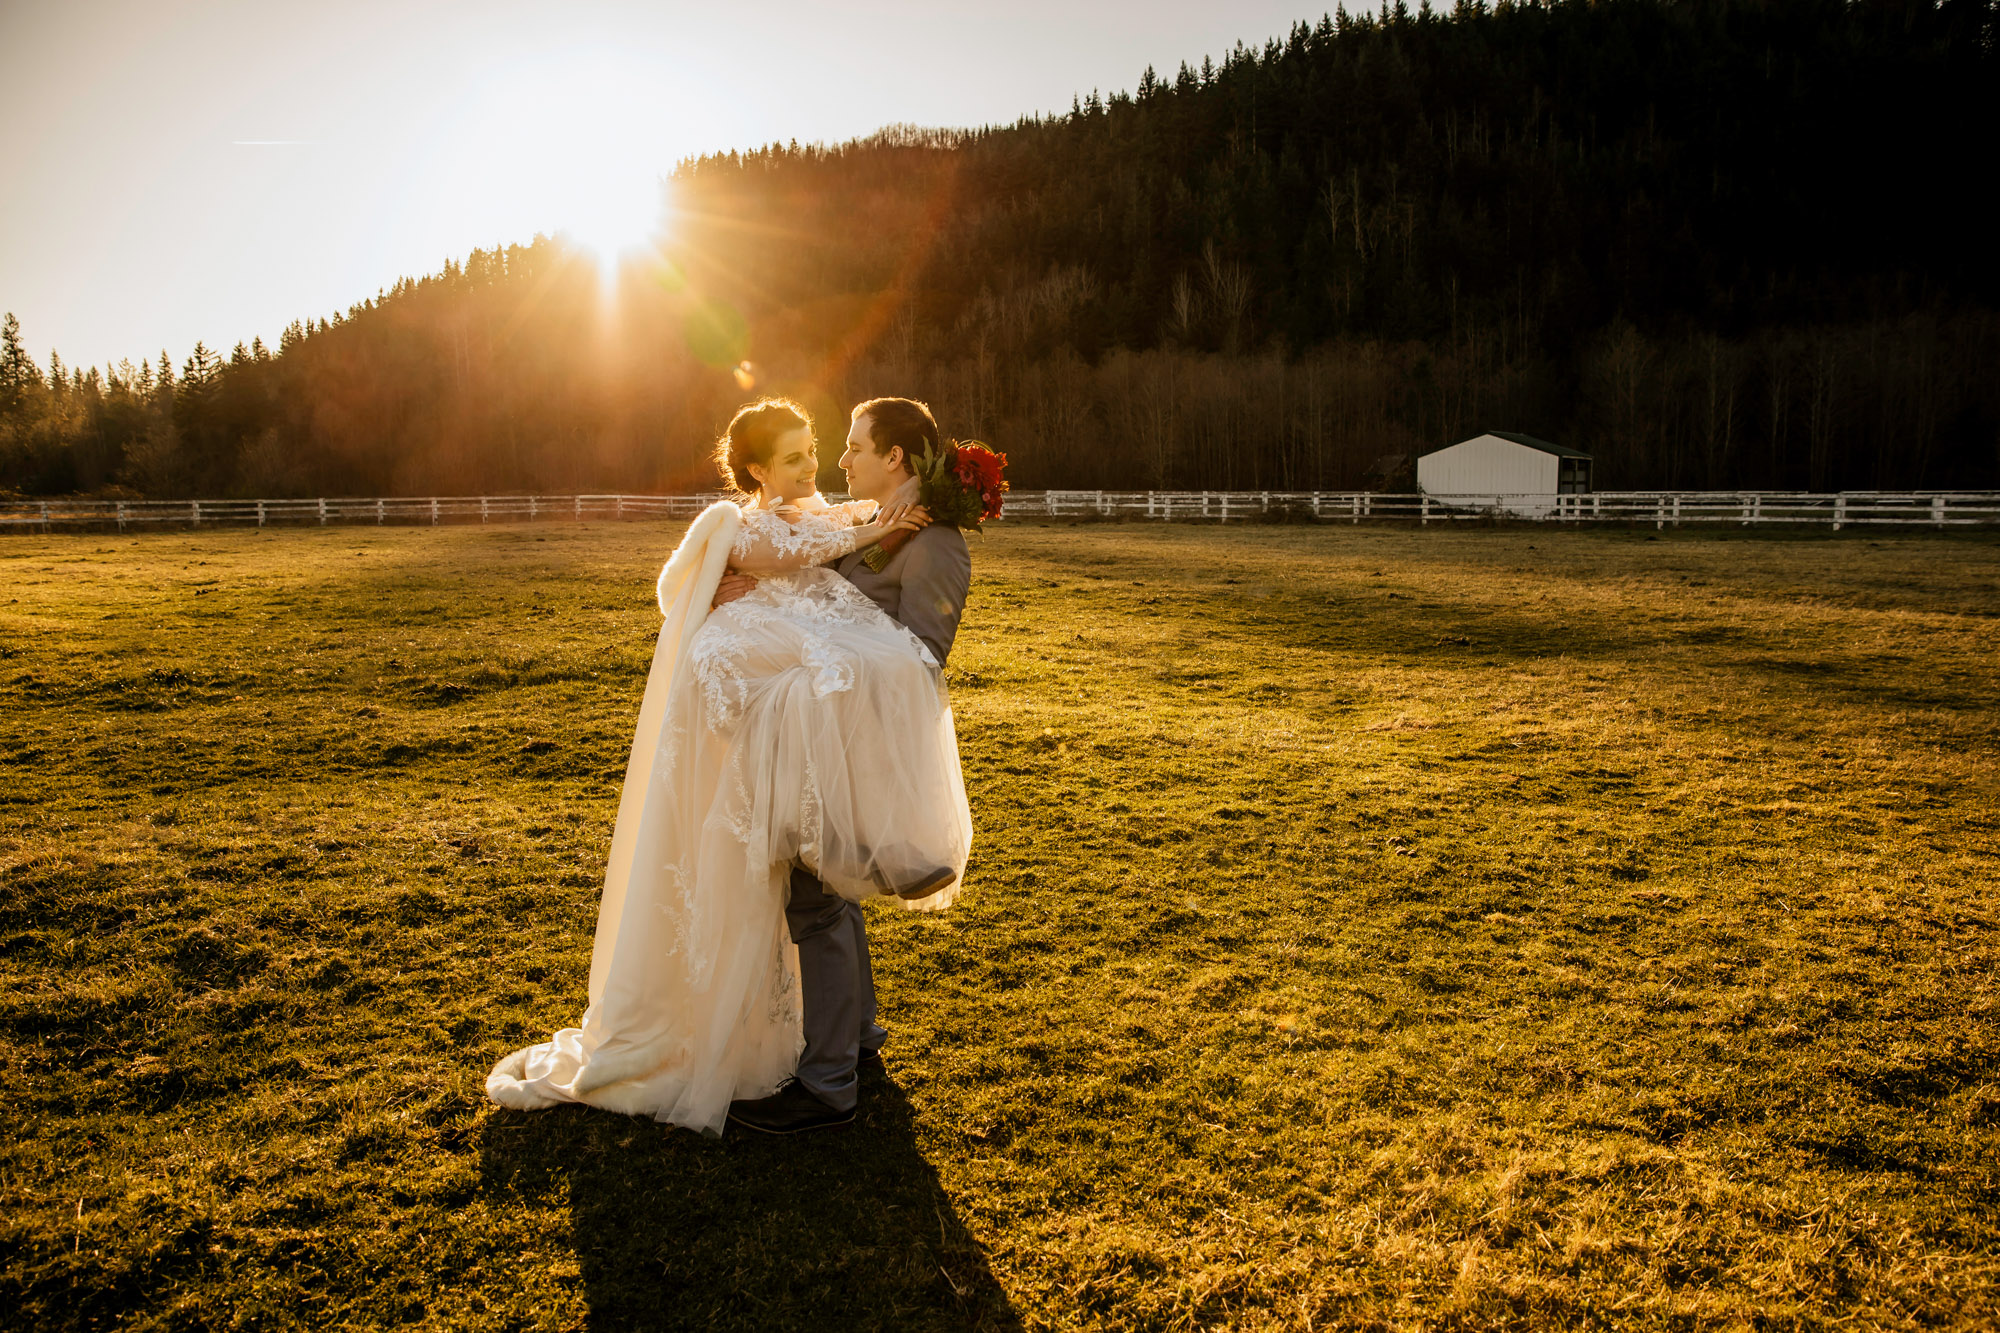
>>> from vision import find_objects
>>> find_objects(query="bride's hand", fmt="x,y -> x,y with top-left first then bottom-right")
876,503 -> 932,535
853,504 -> 932,548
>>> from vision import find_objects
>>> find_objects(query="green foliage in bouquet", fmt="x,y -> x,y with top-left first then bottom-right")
864,439 -> 1009,570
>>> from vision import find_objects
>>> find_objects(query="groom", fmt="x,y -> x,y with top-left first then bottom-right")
714,397 -> 973,1135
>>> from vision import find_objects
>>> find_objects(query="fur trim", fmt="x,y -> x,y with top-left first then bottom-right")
657,500 -> 743,617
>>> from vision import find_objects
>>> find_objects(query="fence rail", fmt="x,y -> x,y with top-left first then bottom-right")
0,494 -> 720,531
1004,490 -> 2000,528
6,490 -> 2000,532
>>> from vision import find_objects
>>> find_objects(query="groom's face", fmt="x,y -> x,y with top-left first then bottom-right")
839,415 -> 905,503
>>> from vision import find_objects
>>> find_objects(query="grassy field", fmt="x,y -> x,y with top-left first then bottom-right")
3,517 -> 1998,1331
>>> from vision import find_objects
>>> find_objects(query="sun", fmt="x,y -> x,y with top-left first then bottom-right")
562,171 -> 671,263
443,45 -> 685,271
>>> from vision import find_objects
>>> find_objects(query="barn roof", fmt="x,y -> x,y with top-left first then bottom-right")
1421,431 -> 1593,460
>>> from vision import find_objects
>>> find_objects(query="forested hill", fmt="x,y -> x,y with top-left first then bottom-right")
5,0 -> 1997,499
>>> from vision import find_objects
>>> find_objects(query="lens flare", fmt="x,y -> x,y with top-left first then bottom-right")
683,300 -> 749,368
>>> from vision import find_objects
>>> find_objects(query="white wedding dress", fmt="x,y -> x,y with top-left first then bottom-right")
486,497 -> 972,1135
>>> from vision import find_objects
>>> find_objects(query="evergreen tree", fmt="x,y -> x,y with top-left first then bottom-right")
0,312 -> 38,419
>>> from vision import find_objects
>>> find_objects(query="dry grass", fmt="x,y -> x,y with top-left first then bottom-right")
2,519 -> 1997,1330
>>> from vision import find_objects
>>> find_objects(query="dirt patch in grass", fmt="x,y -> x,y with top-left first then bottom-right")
2,522 -> 1998,1329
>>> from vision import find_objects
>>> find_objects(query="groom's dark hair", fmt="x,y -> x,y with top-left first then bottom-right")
852,398 -> 938,475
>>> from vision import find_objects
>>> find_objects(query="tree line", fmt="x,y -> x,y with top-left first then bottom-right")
4,0 -> 1997,500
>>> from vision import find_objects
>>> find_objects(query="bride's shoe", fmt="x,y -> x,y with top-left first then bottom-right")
802,844 -> 956,901
889,866 -> 956,901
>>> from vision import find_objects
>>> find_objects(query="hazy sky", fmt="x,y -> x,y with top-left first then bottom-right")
2,0 -> 1341,374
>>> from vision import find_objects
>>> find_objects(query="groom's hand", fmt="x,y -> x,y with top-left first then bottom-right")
712,574 -> 758,609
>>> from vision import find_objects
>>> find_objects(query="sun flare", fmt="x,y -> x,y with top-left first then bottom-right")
562,172 -> 671,263
450,47 -> 684,269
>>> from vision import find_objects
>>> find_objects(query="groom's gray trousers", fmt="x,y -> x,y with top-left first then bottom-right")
785,866 -> 886,1112
786,520 -> 971,1112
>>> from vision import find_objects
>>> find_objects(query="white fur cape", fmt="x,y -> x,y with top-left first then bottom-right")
485,500 -> 756,1115
589,499 -> 742,1003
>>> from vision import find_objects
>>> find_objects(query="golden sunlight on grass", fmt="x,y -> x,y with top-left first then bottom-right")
1,522 -> 1996,1328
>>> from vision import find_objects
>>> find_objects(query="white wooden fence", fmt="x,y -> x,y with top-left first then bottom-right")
0,494 -> 721,531
1007,490 -> 2000,528
5,490 -> 1999,532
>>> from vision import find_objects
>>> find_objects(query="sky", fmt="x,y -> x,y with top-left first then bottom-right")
1,0 -> 1343,376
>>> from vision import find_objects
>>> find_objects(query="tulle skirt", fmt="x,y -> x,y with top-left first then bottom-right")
699,576 -> 973,907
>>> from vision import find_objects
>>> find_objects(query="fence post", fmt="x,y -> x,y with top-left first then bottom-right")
1656,497 -> 1666,530
529,496 -> 538,521
431,498 -> 439,526
1220,493 -> 1230,522
1751,494 -> 1762,527
191,500 -> 201,528
1834,494 -> 1846,531
574,495 -> 582,521
481,497 -> 490,524
1671,495 -> 1681,528
117,501 -> 126,533
615,496 -> 624,521
1933,495 -> 1946,529
41,502 -> 51,533
1421,495 -> 1432,526
376,498 -> 385,525
318,498 -> 327,526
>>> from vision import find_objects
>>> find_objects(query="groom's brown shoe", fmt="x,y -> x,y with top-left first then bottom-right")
727,1078 -> 854,1135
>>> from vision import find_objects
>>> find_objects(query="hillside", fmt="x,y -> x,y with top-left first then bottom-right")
4,0 -> 1998,497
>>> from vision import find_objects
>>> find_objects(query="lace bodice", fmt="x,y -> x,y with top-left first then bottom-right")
726,500 -> 876,576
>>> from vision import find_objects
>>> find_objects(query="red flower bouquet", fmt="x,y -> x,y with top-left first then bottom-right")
863,439 -> 1009,571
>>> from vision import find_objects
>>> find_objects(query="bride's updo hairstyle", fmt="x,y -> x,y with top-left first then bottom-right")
714,397 -> 813,496
851,397 -> 939,475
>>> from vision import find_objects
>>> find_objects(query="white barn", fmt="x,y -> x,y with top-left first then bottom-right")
1416,431 -> 1593,518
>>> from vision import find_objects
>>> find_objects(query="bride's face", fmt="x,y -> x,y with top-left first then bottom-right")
750,427 -> 820,504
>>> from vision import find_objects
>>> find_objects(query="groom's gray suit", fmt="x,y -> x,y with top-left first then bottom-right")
785,520 -> 972,1112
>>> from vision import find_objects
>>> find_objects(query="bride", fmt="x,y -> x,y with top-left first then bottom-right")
486,398 -> 974,1135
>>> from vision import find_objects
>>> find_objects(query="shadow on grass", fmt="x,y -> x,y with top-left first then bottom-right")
479,1075 -> 1019,1332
